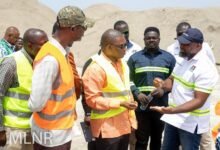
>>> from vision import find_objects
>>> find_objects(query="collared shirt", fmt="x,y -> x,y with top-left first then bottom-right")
28,37 -> 73,147
161,50 -> 219,134
82,52 -> 137,138
123,40 -> 142,62
0,49 -> 33,131
0,39 -> 14,58
127,48 -> 176,111
167,40 -> 216,64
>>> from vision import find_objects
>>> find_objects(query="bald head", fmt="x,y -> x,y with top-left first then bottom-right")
100,29 -> 126,62
4,26 -> 20,45
23,28 -> 48,59
100,29 -> 124,49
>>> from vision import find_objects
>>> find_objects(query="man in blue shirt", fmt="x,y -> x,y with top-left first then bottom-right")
128,27 -> 176,150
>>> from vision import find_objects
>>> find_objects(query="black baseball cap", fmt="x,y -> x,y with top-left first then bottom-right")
177,28 -> 204,44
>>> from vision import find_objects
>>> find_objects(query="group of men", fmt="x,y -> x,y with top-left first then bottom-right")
0,4 -> 218,150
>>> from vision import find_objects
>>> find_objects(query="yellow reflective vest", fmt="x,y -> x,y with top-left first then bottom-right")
91,54 -> 131,119
3,51 -> 32,129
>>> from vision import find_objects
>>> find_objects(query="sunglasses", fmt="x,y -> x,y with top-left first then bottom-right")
112,43 -> 127,49
123,31 -> 129,35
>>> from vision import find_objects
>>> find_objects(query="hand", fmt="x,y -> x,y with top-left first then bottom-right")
137,93 -> 149,104
120,101 -> 138,110
84,116 -> 91,126
153,78 -> 164,88
150,106 -> 173,114
0,130 -> 6,146
151,88 -> 164,98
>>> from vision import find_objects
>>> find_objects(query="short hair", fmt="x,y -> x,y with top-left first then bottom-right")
114,20 -> 128,29
176,22 -> 191,33
144,27 -> 160,36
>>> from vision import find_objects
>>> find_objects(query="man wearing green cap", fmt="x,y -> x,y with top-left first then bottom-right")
28,6 -> 94,150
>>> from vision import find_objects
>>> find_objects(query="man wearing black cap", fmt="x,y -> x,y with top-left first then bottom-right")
151,28 -> 218,150
167,22 -> 215,65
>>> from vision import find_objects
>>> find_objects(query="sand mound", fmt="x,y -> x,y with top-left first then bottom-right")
75,7 -> 220,66
0,0 -> 56,37
1,1 -> 220,66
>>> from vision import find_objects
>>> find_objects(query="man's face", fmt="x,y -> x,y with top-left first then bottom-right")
144,31 -> 160,50
114,24 -> 129,42
9,32 -> 20,45
176,25 -> 190,37
110,35 -> 127,59
68,25 -> 86,47
15,39 -> 23,51
179,42 -> 201,59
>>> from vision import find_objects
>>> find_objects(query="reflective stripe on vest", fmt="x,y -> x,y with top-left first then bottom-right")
172,73 -> 213,93
169,103 -> 210,116
2,51 -> 32,129
4,110 -> 32,118
50,87 -> 75,101
138,86 -> 155,92
103,90 -> 130,97
33,42 -> 76,130
37,110 -> 74,121
6,92 -> 29,100
91,55 -> 130,119
135,66 -> 169,74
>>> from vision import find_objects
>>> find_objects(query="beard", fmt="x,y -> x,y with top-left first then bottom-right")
179,51 -> 187,57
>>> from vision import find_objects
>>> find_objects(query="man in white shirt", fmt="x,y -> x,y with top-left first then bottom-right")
167,22 -> 215,65
28,6 -> 94,149
114,20 -> 142,62
167,22 -> 216,150
151,28 -> 218,150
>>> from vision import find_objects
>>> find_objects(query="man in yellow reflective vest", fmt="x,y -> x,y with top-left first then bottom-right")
28,6 -> 94,149
0,28 -> 48,149
82,29 -> 137,150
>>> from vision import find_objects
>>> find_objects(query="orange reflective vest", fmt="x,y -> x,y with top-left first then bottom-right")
33,42 -> 76,130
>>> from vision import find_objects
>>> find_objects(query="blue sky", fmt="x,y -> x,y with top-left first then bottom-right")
39,0 -> 220,12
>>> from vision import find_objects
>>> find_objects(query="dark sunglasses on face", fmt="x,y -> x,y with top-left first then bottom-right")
112,43 -> 127,49
123,31 -> 129,35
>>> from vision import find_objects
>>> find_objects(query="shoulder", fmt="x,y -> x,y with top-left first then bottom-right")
1,56 -> 16,65
195,54 -> 216,76
130,49 -> 144,59
34,55 -> 59,71
130,40 -> 142,50
160,49 -> 176,60
0,40 -> 6,51
82,62 -> 105,79
0,56 -> 16,70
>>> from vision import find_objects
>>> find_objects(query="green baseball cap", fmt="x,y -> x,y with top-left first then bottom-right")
57,6 -> 94,28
